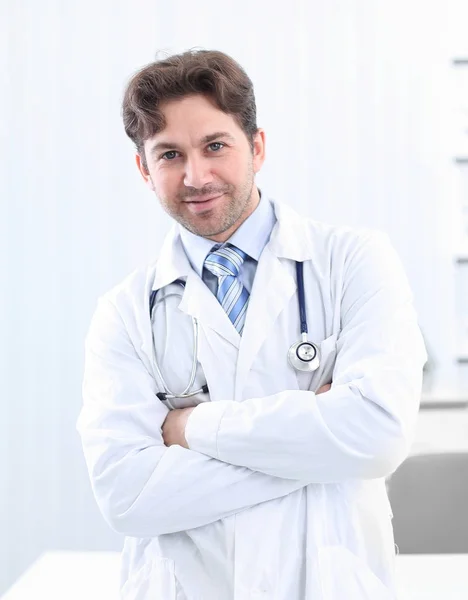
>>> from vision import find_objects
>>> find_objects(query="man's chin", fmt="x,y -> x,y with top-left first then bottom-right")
185,217 -> 235,240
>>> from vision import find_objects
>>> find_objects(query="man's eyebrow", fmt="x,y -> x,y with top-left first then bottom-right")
148,131 -> 236,156
200,131 -> 236,144
148,141 -> 179,156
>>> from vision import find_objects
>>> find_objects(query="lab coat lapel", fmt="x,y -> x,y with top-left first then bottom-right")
153,226 -> 240,349
178,270 -> 240,350
234,244 -> 296,399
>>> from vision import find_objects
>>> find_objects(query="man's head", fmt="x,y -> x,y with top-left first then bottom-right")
122,50 -> 265,241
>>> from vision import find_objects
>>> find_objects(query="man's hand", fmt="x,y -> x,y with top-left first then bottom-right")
162,407 -> 196,448
162,384 -> 331,448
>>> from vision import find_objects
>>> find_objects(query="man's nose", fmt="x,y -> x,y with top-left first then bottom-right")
183,155 -> 214,189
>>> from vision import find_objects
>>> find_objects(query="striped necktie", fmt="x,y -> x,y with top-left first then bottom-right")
204,244 -> 250,335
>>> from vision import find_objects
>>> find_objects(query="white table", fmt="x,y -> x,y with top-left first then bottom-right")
396,554 -> 468,599
2,552 -> 120,600
2,551 -> 467,599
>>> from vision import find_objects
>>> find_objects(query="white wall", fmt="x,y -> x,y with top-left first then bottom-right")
1,0 -> 465,593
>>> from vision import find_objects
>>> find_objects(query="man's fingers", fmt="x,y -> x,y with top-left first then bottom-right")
316,383 -> 331,394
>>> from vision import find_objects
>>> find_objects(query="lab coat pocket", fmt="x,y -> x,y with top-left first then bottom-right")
317,546 -> 394,600
295,333 -> 338,392
120,558 -> 176,600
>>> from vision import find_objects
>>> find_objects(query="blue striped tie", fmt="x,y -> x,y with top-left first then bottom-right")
204,244 -> 250,335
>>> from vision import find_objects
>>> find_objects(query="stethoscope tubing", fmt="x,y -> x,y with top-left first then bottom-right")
296,261 -> 308,335
149,281 -> 205,402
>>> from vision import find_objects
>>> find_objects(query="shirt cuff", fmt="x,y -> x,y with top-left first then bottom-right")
185,401 -> 231,458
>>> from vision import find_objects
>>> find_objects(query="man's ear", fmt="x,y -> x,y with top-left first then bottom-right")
135,153 -> 155,191
252,128 -> 266,174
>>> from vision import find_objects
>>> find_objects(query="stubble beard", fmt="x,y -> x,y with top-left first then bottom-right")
157,166 -> 256,239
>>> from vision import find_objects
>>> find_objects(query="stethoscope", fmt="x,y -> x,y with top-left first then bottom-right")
149,261 -> 320,402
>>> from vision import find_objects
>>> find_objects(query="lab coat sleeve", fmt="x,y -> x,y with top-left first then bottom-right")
77,296 -> 309,538
185,231 -> 428,481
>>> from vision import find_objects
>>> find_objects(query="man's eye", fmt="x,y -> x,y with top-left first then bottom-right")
208,142 -> 224,152
161,150 -> 179,160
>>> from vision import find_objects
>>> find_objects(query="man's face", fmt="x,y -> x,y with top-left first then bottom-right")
137,94 -> 265,241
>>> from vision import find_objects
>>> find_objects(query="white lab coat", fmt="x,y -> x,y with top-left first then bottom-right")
77,199 -> 427,600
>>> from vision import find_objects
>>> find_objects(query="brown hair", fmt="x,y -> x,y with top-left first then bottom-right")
121,49 -> 258,170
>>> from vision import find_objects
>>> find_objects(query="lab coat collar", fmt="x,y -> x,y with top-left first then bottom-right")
151,224 -> 192,292
268,199 -> 315,261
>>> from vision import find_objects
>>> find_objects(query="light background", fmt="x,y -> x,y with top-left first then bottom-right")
1,0 -> 467,594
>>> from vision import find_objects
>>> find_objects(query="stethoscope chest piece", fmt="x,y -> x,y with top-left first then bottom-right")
288,336 -> 320,372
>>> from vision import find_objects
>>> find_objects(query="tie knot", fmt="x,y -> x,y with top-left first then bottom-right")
204,244 -> 247,278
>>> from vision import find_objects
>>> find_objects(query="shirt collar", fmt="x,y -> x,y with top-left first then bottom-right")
178,189 -> 276,277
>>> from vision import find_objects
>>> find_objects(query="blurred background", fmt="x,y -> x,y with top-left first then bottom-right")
1,0 -> 468,596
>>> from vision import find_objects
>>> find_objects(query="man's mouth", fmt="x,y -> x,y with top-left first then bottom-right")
185,193 -> 224,204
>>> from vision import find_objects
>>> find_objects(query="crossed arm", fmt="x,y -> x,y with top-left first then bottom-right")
77,232 -> 426,538
157,233 -> 426,484
161,384 -> 332,449
78,297 -> 324,539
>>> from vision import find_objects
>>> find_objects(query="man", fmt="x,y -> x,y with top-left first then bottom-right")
77,49 -> 426,599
